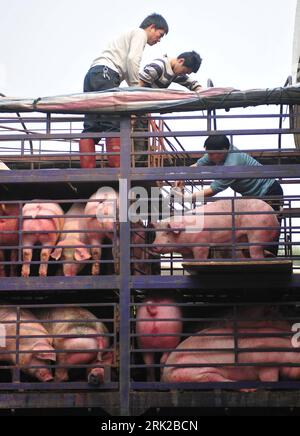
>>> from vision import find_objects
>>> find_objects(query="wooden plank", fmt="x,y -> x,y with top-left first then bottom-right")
182,260 -> 294,275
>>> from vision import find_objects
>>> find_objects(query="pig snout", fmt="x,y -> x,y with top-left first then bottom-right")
35,367 -> 54,382
88,367 -> 105,387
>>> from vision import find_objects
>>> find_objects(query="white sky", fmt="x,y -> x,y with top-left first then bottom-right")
0,0 -> 297,96
0,1 -> 299,189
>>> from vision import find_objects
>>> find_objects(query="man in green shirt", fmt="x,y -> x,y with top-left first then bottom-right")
176,135 -> 283,210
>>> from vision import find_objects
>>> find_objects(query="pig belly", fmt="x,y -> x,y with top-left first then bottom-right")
163,366 -> 258,383
66,352 -> 97,366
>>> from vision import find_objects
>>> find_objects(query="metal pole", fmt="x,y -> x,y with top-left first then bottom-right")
119,117 -> 132,417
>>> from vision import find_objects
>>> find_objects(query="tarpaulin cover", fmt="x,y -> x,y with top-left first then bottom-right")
1,85 -> 300,114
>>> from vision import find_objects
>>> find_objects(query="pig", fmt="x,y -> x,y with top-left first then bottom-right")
0,306 -> 56,382
36,307 -> 113,386
21,201 -> 65,277
50,203 -> 91,276
136,297 -> 183,381
85,189 -> 150,276
151,199 -> 280,260
0,204 -> 20,277
162,321 -> 300,387
84,189 -> 119,276
0,164 -> 20,277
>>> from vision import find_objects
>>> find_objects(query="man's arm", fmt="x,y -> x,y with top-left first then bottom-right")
127,30 -> 148,87
139,62 -> 162,87
174,75 -> 202,91
192,187 -> 214,201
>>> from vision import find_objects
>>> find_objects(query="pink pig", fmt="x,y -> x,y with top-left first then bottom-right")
36,307 -> 114,386
0,204 -> 20,277
85,189 -> 150,276
0,306 -> 56,382
162,321 -> 300,387
151,199 -> 279,260
51,203 -> 91,276
136,297 -> 183,381
21,201 -> 64,277
84,189 -> 119,276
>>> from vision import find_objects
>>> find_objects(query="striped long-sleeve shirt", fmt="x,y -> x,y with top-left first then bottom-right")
140,55 -> 201,91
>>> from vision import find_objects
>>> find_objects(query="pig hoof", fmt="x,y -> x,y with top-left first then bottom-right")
21,270 -> 29,278
92,266 -> 100,276
88,373 -> 103,387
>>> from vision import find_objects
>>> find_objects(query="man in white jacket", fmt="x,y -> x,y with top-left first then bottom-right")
79,13 -> 169,169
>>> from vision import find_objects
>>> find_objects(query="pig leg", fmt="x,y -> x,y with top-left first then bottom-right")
258,367 -> 279,382
281,367 -> 300,380
39,247 -> 52,277
248,233 -> 270,259
0,250 -> 6,277
91,240 -> 101,276
10,249 -> 18,277
112,243 -> 120,275
192,247 -> 210,260
143,352 -> 156,382
160,352 -> 171,379
54,354 -> 69,382
22,246 -> 33,278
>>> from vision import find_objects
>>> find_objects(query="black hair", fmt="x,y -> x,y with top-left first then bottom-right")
140,13 -> 169,34
177,51 -> 202,73
204,135 -> 231,151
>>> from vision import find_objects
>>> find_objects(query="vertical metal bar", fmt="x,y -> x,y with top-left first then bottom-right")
46,114 -> 51,135
207,110 -> 212,132
119,116 -> 131,417
231,198 -> 237,260
13,306 -> 21,383
233,305 -> 239,365
18,202 -> 23,267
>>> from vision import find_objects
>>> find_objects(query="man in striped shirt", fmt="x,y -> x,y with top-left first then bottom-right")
139,52 -> 202,91
79,13 -> 169,169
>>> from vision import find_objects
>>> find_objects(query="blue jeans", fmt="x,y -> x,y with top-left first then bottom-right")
82,65 -> 121,141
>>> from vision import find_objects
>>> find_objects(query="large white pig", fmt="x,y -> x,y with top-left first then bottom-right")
36,307 -> 114,386
85,189 -> 150,275
51,203 -> 91,276
136,297 -> 183,381
0,203 -> 20,277
21,202 -> 65,277
162,321 -> 300,386
0,306 -> 56,382
151,199 -> 280,260
84,189 -> 118,276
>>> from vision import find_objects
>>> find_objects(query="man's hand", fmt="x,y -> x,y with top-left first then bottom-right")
173,180 -> 185,190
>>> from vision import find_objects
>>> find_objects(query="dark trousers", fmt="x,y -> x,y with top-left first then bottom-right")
82,65 -> 121,141
264,181 -> 284,256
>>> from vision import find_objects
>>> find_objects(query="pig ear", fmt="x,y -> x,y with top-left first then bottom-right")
36,352 -> 57,362
32,344 -> 56,362
98,351 -> 114,366
51,247 -> 62,261
74,247 -> 92,262
167,221 -> 184,235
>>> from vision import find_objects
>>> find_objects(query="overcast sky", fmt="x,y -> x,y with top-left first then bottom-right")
0,0 -> 297,97
0,1 -> 299,188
